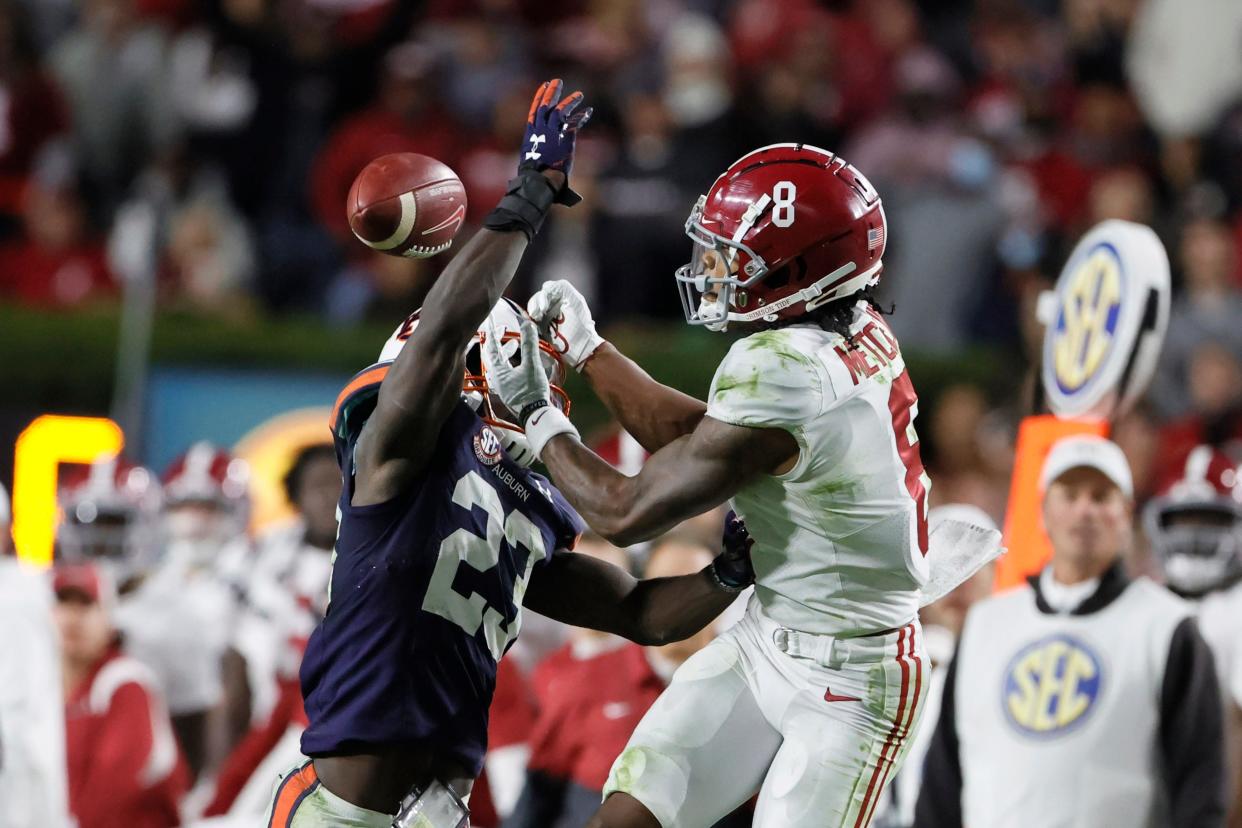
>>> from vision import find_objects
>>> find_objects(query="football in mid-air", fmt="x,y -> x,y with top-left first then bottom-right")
347,153 -> 467,258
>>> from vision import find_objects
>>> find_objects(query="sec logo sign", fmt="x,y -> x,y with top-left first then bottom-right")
1002,635 -> 1103,737
1039,219 -> 1169,420
1050,244 -> 1123,396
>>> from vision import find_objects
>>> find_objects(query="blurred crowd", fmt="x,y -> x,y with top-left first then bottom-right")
0,0 -> 1240,336
3,0 -> 1242,510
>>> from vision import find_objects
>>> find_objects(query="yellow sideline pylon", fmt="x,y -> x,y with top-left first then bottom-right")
13,415 -> 124,568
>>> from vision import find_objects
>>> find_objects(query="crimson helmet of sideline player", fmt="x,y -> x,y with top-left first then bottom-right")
1144,445 -> 1242,596
161,442 -> 251,545
375,298 -> 570,468
57,456 -> 161,577
675,143 -> 887,331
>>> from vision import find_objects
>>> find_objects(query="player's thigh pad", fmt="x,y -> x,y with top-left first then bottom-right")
266,760 -> 393,828
602,633 -> 782,828
751,637 -> 929,828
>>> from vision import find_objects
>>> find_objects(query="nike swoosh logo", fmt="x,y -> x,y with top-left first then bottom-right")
529,409 -> 548,428
824,687 -> 862,703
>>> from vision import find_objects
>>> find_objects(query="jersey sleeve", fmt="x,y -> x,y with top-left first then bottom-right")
706,331 -> 824,428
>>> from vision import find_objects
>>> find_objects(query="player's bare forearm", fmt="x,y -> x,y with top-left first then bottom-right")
356,171 -> 567,501
384,168 -> 567,411
539,416 -> 796,545
580,342 -> 707,452
524,549 -> 734,646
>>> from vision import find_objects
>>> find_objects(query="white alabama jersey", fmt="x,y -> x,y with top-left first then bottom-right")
115,548 -> 237,716
706,303 -> 929,635
1197,580 -> 1242,708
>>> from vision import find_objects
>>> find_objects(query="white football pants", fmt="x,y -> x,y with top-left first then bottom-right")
603,596 -> 928,828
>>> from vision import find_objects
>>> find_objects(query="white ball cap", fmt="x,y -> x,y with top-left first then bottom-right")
1040,435 -> 1133,500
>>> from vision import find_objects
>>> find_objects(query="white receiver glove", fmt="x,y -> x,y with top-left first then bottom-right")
482,314 -> 579,460
526,280 -> 605,371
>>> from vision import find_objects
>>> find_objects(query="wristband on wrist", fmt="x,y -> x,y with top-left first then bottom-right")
518,399 -> 549,423
522,405 -> 579,460
706,559 -> 750,593
483,172 -> 558,241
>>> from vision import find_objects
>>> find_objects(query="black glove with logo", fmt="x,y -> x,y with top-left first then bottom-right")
709,510 -> 756,593
484,79 -> 593,240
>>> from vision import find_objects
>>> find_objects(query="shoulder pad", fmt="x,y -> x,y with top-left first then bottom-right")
329,363 -> 392,440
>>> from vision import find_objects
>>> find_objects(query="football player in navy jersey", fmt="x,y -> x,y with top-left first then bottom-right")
266,80 -> 756,828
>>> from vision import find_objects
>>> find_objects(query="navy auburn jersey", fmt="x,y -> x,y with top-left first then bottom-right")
300,364 -> 583,773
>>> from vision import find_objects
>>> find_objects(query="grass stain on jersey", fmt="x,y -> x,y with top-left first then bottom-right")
713,370 -> 764,399
743,331 -> 815,368
809,478 -> 858,499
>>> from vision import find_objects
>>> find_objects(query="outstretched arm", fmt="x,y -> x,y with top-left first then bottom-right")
527,281 -> 705,452
538,417 -> 795,545
523,551 -> 727,645
523,513 -> 754,644
353,227 -> 534,504
353,80 -> 590,505
580,343 -> 707,452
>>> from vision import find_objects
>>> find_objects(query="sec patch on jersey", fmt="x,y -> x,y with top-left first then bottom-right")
1002,634 -> 1104,738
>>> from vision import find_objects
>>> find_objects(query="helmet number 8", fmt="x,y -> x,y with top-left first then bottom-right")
771,181 -> 796,227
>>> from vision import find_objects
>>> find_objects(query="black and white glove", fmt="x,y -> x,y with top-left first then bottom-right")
709,510 -> 755,593
482,314 -> 579,460
527,280 -> 605,372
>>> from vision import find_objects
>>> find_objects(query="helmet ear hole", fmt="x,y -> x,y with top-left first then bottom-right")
762,257 -> 805,291
465,342 -> 483,374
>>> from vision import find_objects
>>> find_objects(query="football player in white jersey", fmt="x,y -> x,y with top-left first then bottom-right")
1145,444 -> 1242,821
483,143 -> 932,827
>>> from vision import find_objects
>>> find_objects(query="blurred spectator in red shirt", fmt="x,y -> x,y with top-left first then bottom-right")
54,562 -> 188,828
0,171 -> 115,307
504,533 -> 744,828
310,41 -> 464,243
456,82 -> 539,225
470,656 -> 538,828
1155,342 -> 1242,490
0,0 -> 69,233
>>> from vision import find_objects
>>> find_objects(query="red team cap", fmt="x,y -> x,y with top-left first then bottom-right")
53,561 -> 117,609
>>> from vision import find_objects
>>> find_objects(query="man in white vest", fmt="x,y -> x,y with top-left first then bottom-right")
914,435 -> 1226,827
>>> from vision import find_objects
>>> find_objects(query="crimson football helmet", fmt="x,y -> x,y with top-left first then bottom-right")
1144,445 -> 1242,596
58,456 -> 162,574
379,298 -> 570,467
161,442 -> 251,544
676,143 -> 887,331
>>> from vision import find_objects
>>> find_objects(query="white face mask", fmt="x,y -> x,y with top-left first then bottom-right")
697,292 -> 730,332
1164,552 -> 1230,595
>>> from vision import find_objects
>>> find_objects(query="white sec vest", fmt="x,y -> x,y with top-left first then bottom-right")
954,577 -> 1190,828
